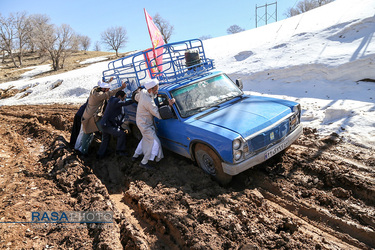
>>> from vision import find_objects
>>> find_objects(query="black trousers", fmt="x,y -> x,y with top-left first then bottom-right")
69,113 -> 82,147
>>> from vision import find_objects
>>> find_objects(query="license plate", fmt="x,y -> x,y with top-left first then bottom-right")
264,141 -> 289,160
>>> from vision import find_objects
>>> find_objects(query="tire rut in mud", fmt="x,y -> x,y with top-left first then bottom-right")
40,137 -> 123,248
238,129 -> 375,248
112,128 -> 375,249
0,105 -> 107,248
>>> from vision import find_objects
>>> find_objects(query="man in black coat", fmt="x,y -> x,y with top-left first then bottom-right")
97,91 -> 133,159
69,100 -> 88,147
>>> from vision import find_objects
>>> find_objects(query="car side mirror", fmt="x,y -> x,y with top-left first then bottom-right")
159,105 -> 174,119
236,79 -> 243,90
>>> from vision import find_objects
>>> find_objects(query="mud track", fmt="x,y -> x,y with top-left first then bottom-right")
0,104 -> 374,249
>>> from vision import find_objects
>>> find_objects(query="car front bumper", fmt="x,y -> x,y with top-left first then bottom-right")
222,124 -> 303,176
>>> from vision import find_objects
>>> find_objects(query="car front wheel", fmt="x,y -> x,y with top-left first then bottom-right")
194,143 -> 232,185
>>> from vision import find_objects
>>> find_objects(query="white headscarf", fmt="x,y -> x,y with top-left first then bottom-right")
99,81 -> 110,88
144,79 -> 159,90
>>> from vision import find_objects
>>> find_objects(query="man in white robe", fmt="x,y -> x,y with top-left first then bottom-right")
132,79 -> 175,169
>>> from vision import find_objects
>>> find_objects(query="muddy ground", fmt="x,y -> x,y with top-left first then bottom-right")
0,104 -> 374,249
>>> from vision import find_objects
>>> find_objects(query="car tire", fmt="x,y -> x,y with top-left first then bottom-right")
194,143 -> 232,185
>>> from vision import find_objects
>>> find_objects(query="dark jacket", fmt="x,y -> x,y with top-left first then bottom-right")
100,96 -> 133,128
69,101 -> 88,147
82,86 -> 122,133
77,101 -> 88,117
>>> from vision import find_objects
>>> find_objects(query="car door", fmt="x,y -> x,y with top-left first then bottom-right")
154,94 -> 191,158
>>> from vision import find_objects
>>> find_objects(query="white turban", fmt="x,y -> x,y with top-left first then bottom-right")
99,81 -> 111,88
144,79 -> 159,90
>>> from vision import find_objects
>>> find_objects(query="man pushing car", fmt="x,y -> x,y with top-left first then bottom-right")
132,79 -> 175,169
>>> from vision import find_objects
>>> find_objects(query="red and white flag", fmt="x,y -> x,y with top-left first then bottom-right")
144,8 -> 164,76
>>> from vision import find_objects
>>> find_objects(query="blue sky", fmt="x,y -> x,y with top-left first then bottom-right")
1,0 -> 295,52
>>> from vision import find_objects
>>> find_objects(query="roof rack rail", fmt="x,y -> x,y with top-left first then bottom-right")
102,39 -> 215,92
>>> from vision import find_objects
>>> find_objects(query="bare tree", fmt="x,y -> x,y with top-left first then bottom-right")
70,32 -> 80,53
29,14 -> 51,57
0,37 -> 5,63
285,0 -> 334,17
54,24 -> 79,69
101,26 -> 127,57
94,41 -> 101,51
0,13 -> 19,67
285,7 -> 301,17
33,20 -> 78,70
0,12 -> 32,67
199,35 -> 212,41
28,14 -> 50,54
297,0 -> 317,13
316,0 -> 335,6
152,13 -> 174,44
31,15 -> 54,60
14,12 -> 31,66
78,35 -> 91,53
0,14 -> 6,63
227,25 -> 245,34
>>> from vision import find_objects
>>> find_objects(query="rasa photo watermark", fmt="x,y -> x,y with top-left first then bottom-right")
30,211 -> 113,224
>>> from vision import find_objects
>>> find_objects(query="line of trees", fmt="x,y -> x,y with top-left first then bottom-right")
285,0 -> 335,17
0,11 -> 176,71
0,12 -> 84,70
0,12 -> 131,71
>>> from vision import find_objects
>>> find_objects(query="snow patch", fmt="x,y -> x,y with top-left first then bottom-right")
79,56 -> 109,64
20,64 -> 52,79
322,108 -> 353,125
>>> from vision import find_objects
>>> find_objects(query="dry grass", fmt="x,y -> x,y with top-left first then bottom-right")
0,50 -> 136,99
0,50 -> 135,84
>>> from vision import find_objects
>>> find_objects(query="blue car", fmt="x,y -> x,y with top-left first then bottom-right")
103,39 -> 303,184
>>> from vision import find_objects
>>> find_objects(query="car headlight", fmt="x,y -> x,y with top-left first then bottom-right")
233,139 -> 241,150
293,104 -> 301,114
234,150 -> 242,161
290,104 -> 301,130
233,137 -> 248,162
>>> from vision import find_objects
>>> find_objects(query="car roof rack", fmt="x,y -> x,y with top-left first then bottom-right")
102,39 -> 215,92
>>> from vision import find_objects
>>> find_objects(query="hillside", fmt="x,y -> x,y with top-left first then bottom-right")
0,51 -> 118,84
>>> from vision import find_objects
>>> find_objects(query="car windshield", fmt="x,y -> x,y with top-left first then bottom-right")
171,74 -> 243,118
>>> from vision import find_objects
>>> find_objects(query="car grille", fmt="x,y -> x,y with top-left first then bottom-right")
247,119 -> 290,153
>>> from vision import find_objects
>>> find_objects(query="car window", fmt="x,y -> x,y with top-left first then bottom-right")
171,74 -> 242,117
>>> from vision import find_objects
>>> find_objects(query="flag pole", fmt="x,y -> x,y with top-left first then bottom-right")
144,8 -> 160,76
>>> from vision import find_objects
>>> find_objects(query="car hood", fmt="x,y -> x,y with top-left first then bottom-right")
192,96 -> 292,138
